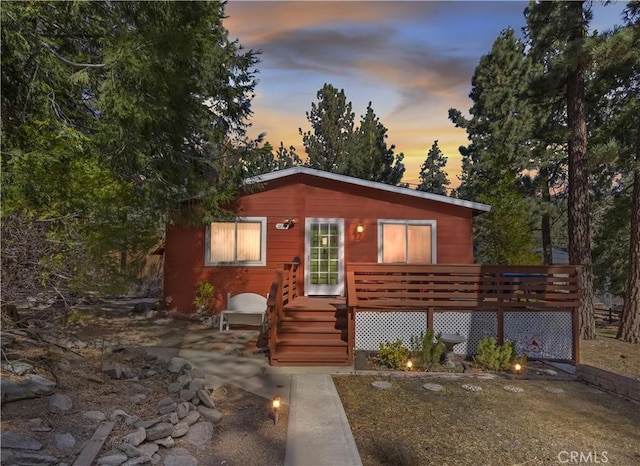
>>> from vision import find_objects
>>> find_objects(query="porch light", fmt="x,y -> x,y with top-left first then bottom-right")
272,396 -> 281,424
356,223 -> 364,234
276,218 -> 297,230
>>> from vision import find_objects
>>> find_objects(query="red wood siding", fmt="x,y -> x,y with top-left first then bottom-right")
164,174 -> 476,313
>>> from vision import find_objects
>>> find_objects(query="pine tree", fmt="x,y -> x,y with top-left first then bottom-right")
526,0 -> 596,339
448,28 -> 539,262
1,1 -> 259,303
588,1 -> 640,343
246,141 -> 303,175
416,141 -> 450,195
449,28 -> 536,200
349,103 -> 405,185
300,84 -> 355,173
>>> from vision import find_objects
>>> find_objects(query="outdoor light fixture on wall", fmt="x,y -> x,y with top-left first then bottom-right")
275,218 -> 297,230
353,222 -> 364,240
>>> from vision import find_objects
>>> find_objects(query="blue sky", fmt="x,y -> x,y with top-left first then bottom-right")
224,1 -> 628,188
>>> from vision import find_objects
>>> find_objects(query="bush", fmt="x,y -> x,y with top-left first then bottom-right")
474,336 -> 516,372
378,339 -> 409,369
409,329 -> 445,371
193,282 -> 215,316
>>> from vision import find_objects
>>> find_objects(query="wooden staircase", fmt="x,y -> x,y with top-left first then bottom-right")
273,298 -> 349,365
267,263 -> 350,366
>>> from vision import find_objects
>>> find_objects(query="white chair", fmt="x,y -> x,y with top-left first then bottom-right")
219,292 -> 268,332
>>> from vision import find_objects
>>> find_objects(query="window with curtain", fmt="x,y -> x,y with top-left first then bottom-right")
379,220 -> 436,264
205,217 -> 266,266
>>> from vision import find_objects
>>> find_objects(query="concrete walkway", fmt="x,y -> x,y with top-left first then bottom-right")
141,346 -> 362,466
284,373 -> 362,466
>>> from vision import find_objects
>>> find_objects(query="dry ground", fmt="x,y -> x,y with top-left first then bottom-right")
1,303 -> 287,465
4,303 -> 638,466
334,375 -> 640,466
581,324 -> 640,379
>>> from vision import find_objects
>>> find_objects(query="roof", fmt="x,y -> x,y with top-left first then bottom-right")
244,167 -> 491,214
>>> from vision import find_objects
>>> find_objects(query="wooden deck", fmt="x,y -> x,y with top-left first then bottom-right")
267,262 -> 582,366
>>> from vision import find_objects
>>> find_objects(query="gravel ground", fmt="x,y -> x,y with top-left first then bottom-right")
1,302 -> 287,465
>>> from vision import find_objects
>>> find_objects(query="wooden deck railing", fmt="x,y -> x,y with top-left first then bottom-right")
267,260 -> 300,358
346,264 -> 582,363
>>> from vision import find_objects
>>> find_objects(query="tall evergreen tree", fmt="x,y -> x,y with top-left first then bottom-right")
348,102 -> 405,185
300,83 -> 355,173
1,1 -> 259,303
449,28 -> 536,200
448,28 -> 539,262
526,0 -> 596,340
589,1 -> 640,343
416,141 -> 450,195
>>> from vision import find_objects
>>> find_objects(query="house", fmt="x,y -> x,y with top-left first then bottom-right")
163,167 -> 490,313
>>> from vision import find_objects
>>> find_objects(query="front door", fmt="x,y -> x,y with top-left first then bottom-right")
305,218 -> 344,296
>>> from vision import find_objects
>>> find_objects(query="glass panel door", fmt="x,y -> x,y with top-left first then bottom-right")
305,218 -> 344,295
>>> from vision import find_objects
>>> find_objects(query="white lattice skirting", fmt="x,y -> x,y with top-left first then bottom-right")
354,310 -> 574,360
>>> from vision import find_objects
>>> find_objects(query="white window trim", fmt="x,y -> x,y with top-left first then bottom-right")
205,217 -> 267,266
377,219 -> 437,264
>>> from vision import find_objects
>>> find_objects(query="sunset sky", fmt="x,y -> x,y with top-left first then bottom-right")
224,1 -> 627,189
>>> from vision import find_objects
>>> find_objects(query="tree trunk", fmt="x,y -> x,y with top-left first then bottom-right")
566,1 -> 595,340
541,167 -> 553,265
617,135 -> 640,343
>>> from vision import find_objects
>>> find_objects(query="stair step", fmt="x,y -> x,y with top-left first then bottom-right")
279,316 -> 346,328
271,350 -> 350,366
277,338 -> 348,347
282,311 -> 341,319
278,322 -> 340,330
280,314 -> 343,322
275,340 -> 347,354
276,328 -> 346,339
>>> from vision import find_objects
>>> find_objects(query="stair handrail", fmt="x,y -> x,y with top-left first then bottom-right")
267,259 -> 300,362
267,269 -> 284,360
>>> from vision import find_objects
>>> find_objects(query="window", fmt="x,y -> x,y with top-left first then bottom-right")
205,217 -> 266,266
378,220 -> 436,264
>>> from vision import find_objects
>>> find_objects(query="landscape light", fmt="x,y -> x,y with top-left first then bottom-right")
272,396 -> 281,424
406,359 -> 413,370
514,363 -> 522,375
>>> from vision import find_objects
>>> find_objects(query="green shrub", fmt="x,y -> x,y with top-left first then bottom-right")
193,282 -> 215,316
474,336 -> 516,372
378,339 -> 409,369
409,329 -> 445,370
